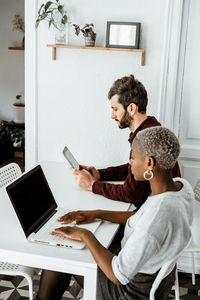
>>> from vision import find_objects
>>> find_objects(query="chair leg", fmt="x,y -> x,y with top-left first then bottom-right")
174,269 -> 180,300
24,274 -> 33,300
191,253 -> 196,285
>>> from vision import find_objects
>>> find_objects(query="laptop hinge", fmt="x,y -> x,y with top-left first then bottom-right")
34,209 -> 57,233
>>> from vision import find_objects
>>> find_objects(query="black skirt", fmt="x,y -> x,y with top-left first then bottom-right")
96,266 -> 175,300
97,242 -> 176,300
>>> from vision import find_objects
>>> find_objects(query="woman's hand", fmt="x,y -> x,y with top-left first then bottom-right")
51,226 -> 89,241
58,210 -> 99,225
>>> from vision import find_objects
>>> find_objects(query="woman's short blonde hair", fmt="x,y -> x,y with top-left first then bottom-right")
134,126 -> 180,170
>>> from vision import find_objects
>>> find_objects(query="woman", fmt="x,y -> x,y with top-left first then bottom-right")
37,127 -> 194,300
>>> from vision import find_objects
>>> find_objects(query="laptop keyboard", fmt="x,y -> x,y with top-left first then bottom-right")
45,232 -> 69,244
31,208 -> 101,248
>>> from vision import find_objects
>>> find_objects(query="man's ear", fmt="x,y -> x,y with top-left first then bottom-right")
127,103 -> 138,116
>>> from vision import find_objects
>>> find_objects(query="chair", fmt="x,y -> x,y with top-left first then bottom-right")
150,237 -> 192,300
194,179 -> 200,202
177,179 -> 200,285
149,257 -> 180,300
0,162 -> 37,300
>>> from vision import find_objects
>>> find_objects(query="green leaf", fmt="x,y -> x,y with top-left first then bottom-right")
61,15 -> 67,25
35,19 -> 40,28
38,3 -> 44,15
45,1 -> 53,11
58,5 -> 63,14
73,24 -> 80,35
48,19 -> 53,28
40,12 -> 48,20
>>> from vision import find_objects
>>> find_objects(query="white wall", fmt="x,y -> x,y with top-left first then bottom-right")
0,0 -> 24,121
175,0 -> 200,187
28,0 -> 168,168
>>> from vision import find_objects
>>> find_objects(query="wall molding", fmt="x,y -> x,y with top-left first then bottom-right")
25,0 -> 38,169
158,0 -> 185,134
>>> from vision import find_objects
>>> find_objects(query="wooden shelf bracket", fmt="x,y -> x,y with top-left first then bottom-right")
47,44 -> 145,66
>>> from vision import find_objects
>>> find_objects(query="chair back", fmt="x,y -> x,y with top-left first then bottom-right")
149,256 -> 178,300
0,163 -> 22,188
150,237 -> 192,300
194,179 -> 200,202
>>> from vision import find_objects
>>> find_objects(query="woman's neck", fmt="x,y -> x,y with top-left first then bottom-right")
149,171 -> 182,196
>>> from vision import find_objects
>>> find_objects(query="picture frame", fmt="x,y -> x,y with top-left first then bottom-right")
106,21 -> 141,49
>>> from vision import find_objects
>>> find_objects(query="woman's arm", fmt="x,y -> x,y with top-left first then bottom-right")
52,226 -> 121,285
59,210 -> 135,226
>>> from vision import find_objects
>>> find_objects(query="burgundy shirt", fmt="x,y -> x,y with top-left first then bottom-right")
92,116 -> 181,208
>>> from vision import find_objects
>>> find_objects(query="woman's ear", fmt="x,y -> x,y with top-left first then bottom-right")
147,157 -> 155,169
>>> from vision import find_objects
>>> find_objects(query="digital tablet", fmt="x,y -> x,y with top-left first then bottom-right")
62,146 -> 80,170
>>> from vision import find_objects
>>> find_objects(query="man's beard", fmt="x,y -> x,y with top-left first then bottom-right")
117,111 -> 133,129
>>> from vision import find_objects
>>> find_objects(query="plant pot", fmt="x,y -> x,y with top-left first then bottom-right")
85,36 -> 95,47
13,103 -> 25,124
55,24 -> 68,45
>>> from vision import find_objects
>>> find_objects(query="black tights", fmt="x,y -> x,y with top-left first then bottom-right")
37,269 -> 83,300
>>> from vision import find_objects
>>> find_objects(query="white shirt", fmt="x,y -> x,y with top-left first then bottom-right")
112,178 -> 194,285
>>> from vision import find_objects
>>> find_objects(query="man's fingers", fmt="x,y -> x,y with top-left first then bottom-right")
82,169 -> 92,176
73,169 -> 81,175
79,164 -> 87,169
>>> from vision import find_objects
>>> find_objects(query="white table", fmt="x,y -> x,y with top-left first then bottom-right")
0,162 -> 131,300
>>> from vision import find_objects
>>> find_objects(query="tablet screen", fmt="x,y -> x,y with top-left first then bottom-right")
62,146 -> 80,170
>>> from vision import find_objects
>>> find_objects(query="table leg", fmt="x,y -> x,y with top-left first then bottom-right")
83,268 -> 97,300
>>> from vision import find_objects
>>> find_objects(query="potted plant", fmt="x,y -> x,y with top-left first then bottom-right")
73,23 -> 96,47
35,0 -> 68,44
12,14 -> 25,47
13,95 -> 25,124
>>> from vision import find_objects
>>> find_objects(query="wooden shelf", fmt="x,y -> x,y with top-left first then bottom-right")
8,47 -> 24,50
47,44 -> 145,66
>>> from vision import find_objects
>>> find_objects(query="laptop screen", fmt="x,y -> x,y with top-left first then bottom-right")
6,165 -> 57,237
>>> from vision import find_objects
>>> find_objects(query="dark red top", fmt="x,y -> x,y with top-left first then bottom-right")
92,116 -> 181,208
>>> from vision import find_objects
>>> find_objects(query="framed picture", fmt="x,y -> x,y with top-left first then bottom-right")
106,21 -> 141,49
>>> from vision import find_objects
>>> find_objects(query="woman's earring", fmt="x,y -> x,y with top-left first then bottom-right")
144,168 -> 153,180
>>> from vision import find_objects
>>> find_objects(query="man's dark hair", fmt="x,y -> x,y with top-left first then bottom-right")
108,74 -> 148,113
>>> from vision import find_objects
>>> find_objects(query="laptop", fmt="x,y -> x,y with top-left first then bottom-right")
6,165 -> 101,249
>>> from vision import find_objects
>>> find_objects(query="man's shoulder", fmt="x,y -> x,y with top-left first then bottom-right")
141,116 -> 161,129
129,116 -> 161,143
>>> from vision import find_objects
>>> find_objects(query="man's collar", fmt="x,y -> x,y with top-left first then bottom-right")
128,116 -> 160,144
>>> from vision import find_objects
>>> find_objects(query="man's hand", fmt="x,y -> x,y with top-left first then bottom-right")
71,169 -> 97,191
58,210 -> 98,225
80,165 -> 101,181
51,226 -> 89,241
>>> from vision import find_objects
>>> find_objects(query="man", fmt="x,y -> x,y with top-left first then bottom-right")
72,74 -> 180,209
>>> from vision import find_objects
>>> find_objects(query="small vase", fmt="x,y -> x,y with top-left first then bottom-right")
13,103 -> 25,124
55,25 -> 68,45
85,36 -> 95,47
55,29 -> 66,44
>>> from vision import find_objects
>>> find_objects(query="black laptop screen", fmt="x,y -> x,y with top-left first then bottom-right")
6,165 -> 57,237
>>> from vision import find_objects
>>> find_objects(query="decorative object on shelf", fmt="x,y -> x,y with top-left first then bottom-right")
12,14 -> 25,48
36,0 -> 68,45
106,21 -> 140,49
73,23 -> 96,47
13,95 -> 25,124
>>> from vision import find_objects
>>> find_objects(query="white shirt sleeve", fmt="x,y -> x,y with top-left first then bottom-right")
112,228 -> 160,285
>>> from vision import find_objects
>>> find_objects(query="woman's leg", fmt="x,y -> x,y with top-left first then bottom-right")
37,269 -> 71,300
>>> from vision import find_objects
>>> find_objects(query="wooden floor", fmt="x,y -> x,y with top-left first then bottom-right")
0,156 -> 24,173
